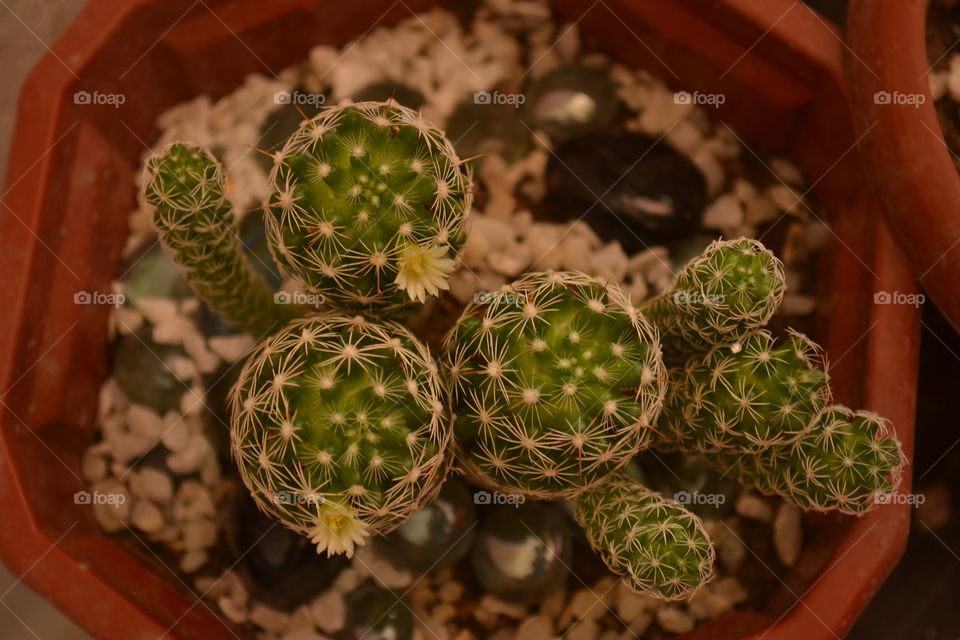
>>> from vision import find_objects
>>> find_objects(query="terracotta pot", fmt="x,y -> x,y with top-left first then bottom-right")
0,1 -> 919,638
845,0 -> 960,330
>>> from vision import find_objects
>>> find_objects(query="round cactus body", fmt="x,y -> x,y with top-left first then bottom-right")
573,474 -> 715,600
659,330 -> 828,454
444,271 -> 666,499
265,101 -> 472,314
645,238 -> 785,357
229,314 -> 450,556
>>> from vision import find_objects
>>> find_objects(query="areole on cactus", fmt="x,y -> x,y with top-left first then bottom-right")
228,313 -> 450,556
443,270 -> 667,499
265,100 -> 472,314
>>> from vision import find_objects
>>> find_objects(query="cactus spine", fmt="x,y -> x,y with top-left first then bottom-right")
143,142 -> 298,335
444,271 -> 667,499
573,474 -> 715,600
229,314 -> 450,556
265,101 -> 472,315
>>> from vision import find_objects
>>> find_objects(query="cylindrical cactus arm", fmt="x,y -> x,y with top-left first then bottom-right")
656,329 -> 829,454
656,330 -> 905,515
143,142 -> 299,336
443,271 -> 667,499
265,101 -> 472,315
642,238 -> 785,358
757,406 -> 905,515
572,474 -> 715,600
229,314 -> 451,556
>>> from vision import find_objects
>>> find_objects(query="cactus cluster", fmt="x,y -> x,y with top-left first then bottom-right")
229,314 -> 449,556
265,101 -> 472,314
143,142 -> 299,336
444,271 -> 667,499
142,96 -> 904,603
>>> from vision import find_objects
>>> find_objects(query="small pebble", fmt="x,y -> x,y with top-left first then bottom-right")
310,590 -> 346,633
656,606 -> 695,634
249,603 -> 292,634
702,193 -> 744,230
140,467 -> 174,503
131,500 -> 165,534
180,549 -> 208,573
438,581 -> 464,603
773,503 -> 803,567
515,615 -> 552,640
81,451 -> 108,483
478,595 -> 527,620
218,595 -> 248,624
567,619 -> 600,640
208,335 -> 255,362
736,494 -> 773,523
182,518 -> 218,551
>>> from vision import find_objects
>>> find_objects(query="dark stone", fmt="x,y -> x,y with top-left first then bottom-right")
445,99 -> 530,164
543,132 -> 708,251
523,66 -> 620,142
636,450 -> 739,519
375,478 -> 477,573
341,581 -> 414,640
350,82 -> 426,111
239,210 -> 283,290
112,330 -> 186,413
120,242 -> 192,304
226,491 -> 348,610
470,500 -> 571,603
254,89 -> 325,172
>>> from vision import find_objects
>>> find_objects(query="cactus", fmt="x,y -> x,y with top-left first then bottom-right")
444,271 -> 667,499
573,474 -> 715,600
657,330 -> 829,454
229,314 -> 450,556
643,238 -> 785,358
656,330 -> 905,514
265,101 -> 472,315
143,142 -> 300,335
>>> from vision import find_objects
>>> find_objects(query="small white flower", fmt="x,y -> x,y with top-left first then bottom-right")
308,501 -> 369,558
394,244 -> 455,302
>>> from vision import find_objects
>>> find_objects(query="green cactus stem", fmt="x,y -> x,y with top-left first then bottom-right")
265,101 -> 472,315
143,142 -> 299,336
229,314 -> 451,556
444,271 -> 666,499
644,238 -> 785,358
573,474 -> 715,600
